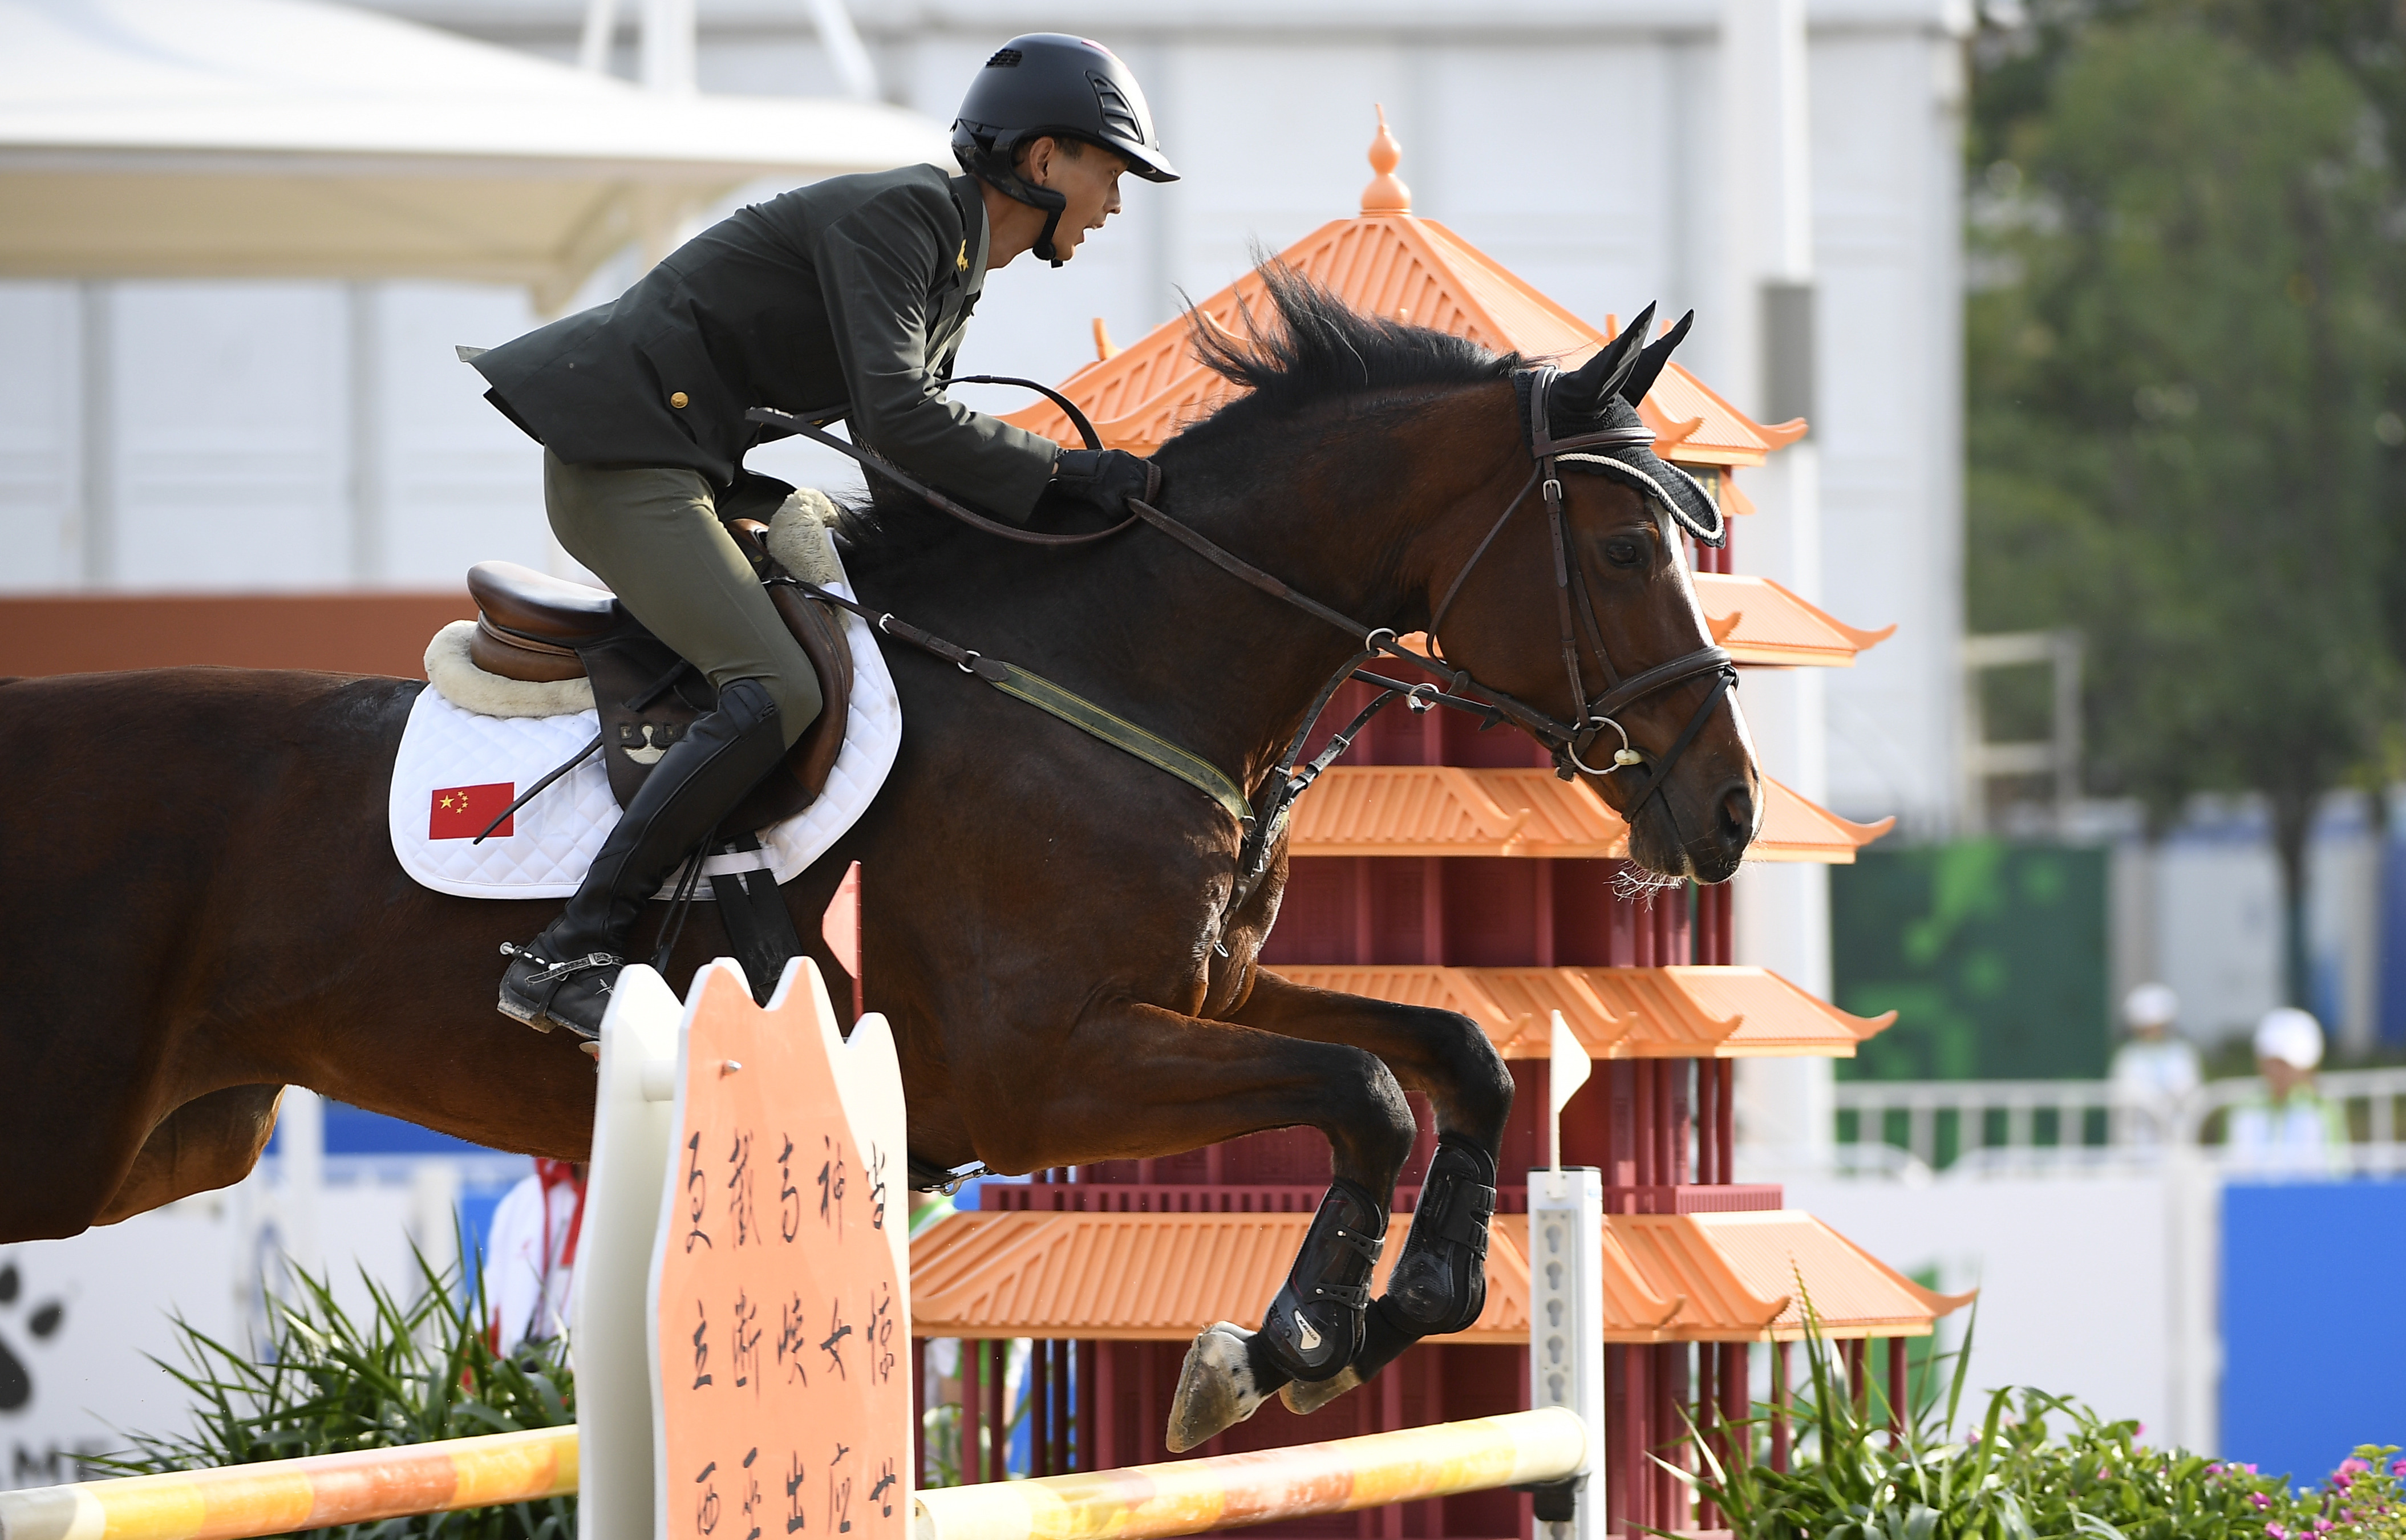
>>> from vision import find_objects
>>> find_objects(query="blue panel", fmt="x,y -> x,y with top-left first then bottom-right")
325,1101 -> 505,1155
267,1100 -> 505,1156
2221,1181 -> 2406,1482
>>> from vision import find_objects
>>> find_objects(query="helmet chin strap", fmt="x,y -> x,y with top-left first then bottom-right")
1034,203 -> 1067,267
1019,181 -> 1069,268
969,138 -> 1071,267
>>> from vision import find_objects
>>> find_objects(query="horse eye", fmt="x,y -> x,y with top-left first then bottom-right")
1604,537 -> 1646,569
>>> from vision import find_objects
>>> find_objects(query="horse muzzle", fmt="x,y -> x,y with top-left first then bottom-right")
1621,769 -> 1757,885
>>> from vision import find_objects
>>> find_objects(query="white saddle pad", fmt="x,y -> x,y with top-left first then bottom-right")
387,579 -> 900,901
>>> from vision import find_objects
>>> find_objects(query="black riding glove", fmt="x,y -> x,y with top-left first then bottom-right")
1037,448 -> 1163,522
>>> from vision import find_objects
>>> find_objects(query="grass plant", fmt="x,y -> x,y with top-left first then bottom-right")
96,1252 -> 573,1540
1684,1306 -> 2403,1540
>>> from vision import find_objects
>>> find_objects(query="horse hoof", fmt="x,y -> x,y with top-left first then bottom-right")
1165,1322 -> 1270,1452
1279,1364 -> 1361,1416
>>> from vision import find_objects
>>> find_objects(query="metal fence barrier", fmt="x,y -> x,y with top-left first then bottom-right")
1830,1068 -> 2406,1173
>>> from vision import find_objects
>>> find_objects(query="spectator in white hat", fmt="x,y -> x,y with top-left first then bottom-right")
2109,982 -> 2201,1144
2227,1007 -> 2347,1176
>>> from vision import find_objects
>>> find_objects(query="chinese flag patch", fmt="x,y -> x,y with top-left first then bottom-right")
430,783 -> 515,840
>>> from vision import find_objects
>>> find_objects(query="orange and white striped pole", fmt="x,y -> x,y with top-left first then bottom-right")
910,1408 -> 1588,1540
0,1425 -> 575,1540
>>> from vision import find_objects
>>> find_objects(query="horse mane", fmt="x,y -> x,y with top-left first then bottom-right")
1172,261 -> 1522,445
832,261 -> 1526,565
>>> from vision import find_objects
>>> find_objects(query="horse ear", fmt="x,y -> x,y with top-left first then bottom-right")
1556,301 -> 1658,416
1618,309 -> 1695,406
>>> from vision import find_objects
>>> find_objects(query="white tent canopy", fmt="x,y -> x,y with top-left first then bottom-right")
0,0 -> 950,308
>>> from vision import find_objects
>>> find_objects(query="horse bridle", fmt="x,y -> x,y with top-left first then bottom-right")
1420,364 -> 1738,805
744,366 -> 1737,887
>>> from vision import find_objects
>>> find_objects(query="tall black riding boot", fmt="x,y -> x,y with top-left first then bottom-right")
499,677 -> 785,1039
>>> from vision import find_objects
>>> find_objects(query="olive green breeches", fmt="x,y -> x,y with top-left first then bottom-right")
542,451 -> 823,749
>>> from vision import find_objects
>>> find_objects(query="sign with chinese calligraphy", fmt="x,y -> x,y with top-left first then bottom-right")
647,958 -> 910,1540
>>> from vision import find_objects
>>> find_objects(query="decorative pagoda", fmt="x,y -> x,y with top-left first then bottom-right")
909,114 -> 1966,1539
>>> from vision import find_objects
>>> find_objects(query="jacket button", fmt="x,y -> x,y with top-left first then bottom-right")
670,391 -> 689,408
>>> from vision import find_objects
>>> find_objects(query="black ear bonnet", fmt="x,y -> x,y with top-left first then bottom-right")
1521,306 -> 1725,548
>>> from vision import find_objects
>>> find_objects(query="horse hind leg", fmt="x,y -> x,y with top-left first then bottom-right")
92,1085 -> 285,1226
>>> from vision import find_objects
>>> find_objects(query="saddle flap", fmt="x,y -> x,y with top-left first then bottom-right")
566,516 -> 853,830
578,631 -> 716,809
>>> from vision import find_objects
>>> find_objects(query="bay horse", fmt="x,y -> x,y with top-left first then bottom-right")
0,271 -> 1757,1443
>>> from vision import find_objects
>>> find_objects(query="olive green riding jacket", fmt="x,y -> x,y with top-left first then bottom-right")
472,164 -> 1059,522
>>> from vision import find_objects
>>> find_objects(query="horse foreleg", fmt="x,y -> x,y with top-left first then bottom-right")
1227,969 -> 1516,1415
941,1002 -> 1419,1451
91,1085 -> 285,1226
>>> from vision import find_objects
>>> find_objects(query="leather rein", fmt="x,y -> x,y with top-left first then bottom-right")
743,366 -> 1735,913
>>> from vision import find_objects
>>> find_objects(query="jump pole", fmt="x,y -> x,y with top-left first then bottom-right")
912,1408 -> 1586,1540
0,1409 -> 1585,1540
0,1426 -> 576,1540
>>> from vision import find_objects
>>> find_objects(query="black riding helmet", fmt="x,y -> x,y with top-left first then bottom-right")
952,34 -> 1178,267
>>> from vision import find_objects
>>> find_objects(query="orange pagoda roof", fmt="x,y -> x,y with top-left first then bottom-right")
1268,966 -> 1894,1059
908,1211 -> 1967,1344
1693,574 -> 1895,667
1288,765 -> 1893,864
1003,111 -> 1801,468
1635,1211 -> 1978,1340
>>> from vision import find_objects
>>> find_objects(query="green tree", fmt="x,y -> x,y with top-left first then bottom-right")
1966,14 -> 2406,1004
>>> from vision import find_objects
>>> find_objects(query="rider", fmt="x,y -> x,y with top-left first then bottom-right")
467,34 -> 1177,1038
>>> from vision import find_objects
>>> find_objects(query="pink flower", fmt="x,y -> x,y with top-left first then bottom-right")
2253,1494 -> 2273,1510
2268,1523 -> 2287,1538
2210,1464 -> 2225,1476
2391,1460 -> 2406,1478
2342,1460 -> 2372,1476
2314,1520 -> 2332,1534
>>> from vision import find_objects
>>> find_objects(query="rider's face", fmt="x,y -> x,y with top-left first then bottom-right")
1026,139 -> 1127,262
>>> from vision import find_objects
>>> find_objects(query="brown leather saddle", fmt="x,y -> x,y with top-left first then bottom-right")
461,516 -> 853,839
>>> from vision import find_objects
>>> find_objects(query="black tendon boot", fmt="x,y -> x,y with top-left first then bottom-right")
1251,1178 -> 1386,1387
1379,1135 -> 1498,1337
499,678 -> 785,1039
1285,1136 -> 1497,1415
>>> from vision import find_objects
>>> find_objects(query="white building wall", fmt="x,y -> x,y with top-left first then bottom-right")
376,283 -> 556,585
1809,22 -> 1967,834
0,284 -> 80,591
